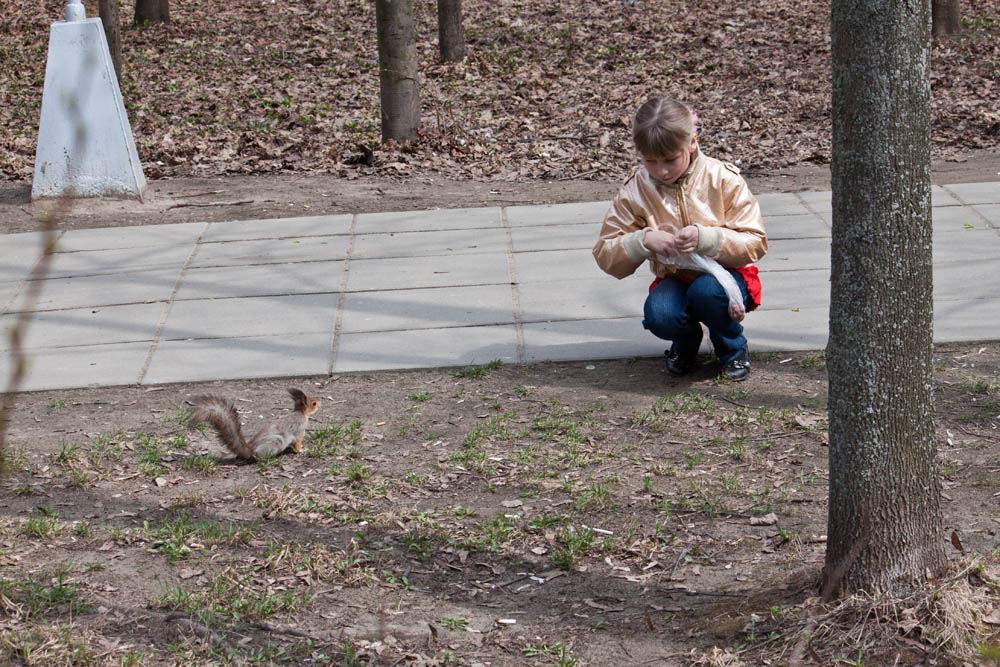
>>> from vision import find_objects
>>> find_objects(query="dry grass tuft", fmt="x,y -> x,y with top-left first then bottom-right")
701,555 -> 1000,665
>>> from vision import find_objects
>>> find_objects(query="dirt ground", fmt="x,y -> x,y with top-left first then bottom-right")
2,160 -> 1000,665
3,149 -> 999,235
2,343 -> 1000,666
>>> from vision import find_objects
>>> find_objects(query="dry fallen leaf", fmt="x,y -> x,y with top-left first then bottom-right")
950,530 -> 964,553
751,513 -> 778,526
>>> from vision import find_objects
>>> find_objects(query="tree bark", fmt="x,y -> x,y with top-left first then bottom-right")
134,0 -> 169,25
376,0 -> 421,144
98,0 -> 122,85
931,0 -> 962,37
437,0 -> 466,62
825,0 -> 945,596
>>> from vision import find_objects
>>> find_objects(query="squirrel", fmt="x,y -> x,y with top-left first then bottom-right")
189,388 -> 321,459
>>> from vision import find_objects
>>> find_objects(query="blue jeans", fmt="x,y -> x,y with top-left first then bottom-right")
642,271 -> 751,363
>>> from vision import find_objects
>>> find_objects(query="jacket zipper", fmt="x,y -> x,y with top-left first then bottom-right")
673,185 -> 690,228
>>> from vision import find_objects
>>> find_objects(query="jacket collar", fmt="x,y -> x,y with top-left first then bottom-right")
673,147 -> 704,188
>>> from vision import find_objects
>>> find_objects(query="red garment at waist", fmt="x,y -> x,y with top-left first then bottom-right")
649,265 -> 761,311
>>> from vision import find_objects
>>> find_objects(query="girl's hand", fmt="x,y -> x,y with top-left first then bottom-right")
675,226 -> 699,253
641,229 -> 680,256
729,301 -> 746,322
642,226 -> 699,256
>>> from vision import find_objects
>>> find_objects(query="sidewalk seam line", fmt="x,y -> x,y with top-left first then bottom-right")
501,206 -> 525,363
940,185 -> 998,231
793,191 -> 832,231
2,230 -> 66,316
136,222 -> 210,385
328,214 -> 357,375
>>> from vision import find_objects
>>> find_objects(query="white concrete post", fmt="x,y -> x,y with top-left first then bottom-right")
31,0 -> 147,201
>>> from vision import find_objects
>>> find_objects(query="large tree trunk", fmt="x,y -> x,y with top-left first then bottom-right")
134,0 -> 169,25
98,0 -> 122,85
825,0 -> 945,596
376,0 -> 420,143
437,0 -> 466,62
932,0 -> 962,37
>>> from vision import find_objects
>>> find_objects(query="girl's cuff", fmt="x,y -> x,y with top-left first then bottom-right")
624,229 -> 654,262
695,224 -> 722,256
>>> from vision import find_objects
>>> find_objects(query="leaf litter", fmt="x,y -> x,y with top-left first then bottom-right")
1,0 -> 999,184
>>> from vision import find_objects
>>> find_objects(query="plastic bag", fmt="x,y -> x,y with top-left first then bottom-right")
656,251 -> 745,319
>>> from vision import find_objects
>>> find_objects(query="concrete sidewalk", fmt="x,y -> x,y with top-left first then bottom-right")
2,181 -> 998,392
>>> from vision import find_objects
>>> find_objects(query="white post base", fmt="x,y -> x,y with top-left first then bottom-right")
32,17 -> 146,201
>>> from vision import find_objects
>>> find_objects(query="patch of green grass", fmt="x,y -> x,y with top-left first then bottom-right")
403,530 -> 434,561
574,482 -> 616,510
54,443 -> 81,465
178,452 -> 217,473
475,514 -> 520,552
87,430 -> 127,466
630,392 -> 715,431
0,446 -> 28,474
345,462 -> 373,484
683,449 -> 707,469
448,446 -> 493,474
135,433 -> 170,477
523,641 -> 580,665
407,391 -> 432,402
254,455 -> 283,472
450,359 -> 504,379
798,352 -> 826,369
65,467 -> 90,489
145,513 -> 257,562
462,412 -> 516,449
441,616 -> 468,630
19,513 -> 64,539
307,420 -> 363,457
531,407 -> 589,443
528,512 -> 567,532
47,397 -> 68,412
725,438 -> 748,461
162,402 -> 194,430
448,505 -> 479,518
0,573 -> 91,618
688,480 -> 728,518
552,526 -> 596,570
158,569 -> 312,623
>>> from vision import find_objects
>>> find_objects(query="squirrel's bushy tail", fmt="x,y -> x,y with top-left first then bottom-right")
189,396 -> 254,459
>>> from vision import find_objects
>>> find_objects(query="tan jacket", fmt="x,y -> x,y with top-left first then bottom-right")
593,150 -> 767,280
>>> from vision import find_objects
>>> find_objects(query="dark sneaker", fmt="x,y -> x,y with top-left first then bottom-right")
720,348 -> 750,382
665,349 -> 697,376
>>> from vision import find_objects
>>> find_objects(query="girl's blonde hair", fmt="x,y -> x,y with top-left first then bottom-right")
633,97 -> 697,158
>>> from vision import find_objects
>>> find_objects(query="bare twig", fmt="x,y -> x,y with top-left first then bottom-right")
175,189 -> 225,198
246,620 -> 333,643
166,199 -> 254,209
0,208 -> 60,471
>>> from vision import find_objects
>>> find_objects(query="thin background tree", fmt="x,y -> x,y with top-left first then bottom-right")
932,0 -> 962,37
824,0 -> 946,596
437,0 -> 466,62
376,0 -> 420,143
98,0 -> 123,86
135,0 -> 169,25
